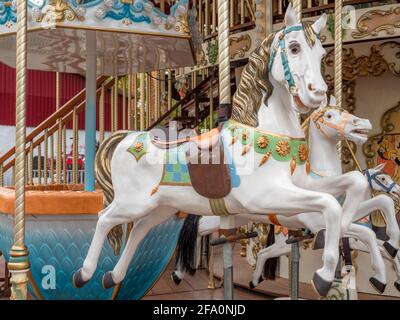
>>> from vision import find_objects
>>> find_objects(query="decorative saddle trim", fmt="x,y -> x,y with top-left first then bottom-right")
150,128 -> 221,151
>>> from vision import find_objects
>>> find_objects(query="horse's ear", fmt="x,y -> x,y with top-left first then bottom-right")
329,95 -> 337,106
284,3 -> 297,27
374,163 -> 386,172
312,13 -> 327,35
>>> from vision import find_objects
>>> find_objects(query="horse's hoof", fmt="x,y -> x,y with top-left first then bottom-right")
311,272 -> 331,298
312,229 -> 325,250
249,281 -> 256,290
383,242 -> 398,259
369,277 -> 386,294
394,281 -> 400,293
171,272 -> 182,286
102,271 -> 117,289
72,268 -> 90,289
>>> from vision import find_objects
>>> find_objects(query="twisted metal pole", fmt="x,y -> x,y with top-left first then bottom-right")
8,0 -> 30,300
217,0 -> 235,301
334,0 -> 342,109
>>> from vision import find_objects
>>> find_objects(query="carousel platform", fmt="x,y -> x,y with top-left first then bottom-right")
212,245 -> 400,300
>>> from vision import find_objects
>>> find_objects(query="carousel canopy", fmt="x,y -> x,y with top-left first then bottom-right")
0,0 -> 195,75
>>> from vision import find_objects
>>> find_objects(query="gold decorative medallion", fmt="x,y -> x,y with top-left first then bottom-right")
298,144 -> 309,161
256,135 -> 269,149
242,130 -> 249,141
259,151 -> 272,167
241,144 -> 252,156
150,185 -> 159,196
229,136 -> 238,146
306,159 -> 311,175
134,142 -> 144,153
275,140 -> 291,157
290,157 -> 296,176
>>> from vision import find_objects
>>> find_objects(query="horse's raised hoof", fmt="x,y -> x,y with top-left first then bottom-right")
102,271 -> 117,289
312,229 -> 325,250
72,268 -> 89,289
249,281 -> 256,290
311,272 -> 331,298
171,271 -> 182,286
369,277 -> 386,294
394,281 -> 400,293
383,242 -> 398,259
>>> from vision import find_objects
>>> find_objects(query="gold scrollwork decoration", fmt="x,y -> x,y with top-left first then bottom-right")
36,0 -> 85,23
229,34 -> 252,60
352,7 -> 400,39
324,42 -> 400,81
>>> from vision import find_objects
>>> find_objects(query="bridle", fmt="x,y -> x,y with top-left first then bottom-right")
365,169 -> 396,193
268,24 -> 320,98
311,106 -> 351,140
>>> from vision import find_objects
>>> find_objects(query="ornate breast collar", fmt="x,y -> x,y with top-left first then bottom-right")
225,120 -> 310,175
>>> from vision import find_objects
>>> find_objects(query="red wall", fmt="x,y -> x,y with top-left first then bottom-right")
0,62 -> 122,131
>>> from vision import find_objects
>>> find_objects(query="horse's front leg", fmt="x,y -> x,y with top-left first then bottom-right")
251,233 -> 290,289
73,202 -> 127,288
353,195 -> 399,257
240,184 -> 342,297
300,171 -> 369,235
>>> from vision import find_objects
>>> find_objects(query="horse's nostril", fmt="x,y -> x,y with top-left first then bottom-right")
308,83 -> 314,91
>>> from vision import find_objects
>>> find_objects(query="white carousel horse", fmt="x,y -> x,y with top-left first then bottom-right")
171,105 -> 400,294
249,166 -> 400,292
73,5 -> 370,297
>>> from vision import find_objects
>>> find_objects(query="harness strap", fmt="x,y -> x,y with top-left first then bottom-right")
268,25 -> 304,97
314,111 -> 351,140
365,170 -> 396,193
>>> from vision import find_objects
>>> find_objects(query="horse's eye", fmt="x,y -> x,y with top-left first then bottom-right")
289,43 -> 301,55
326,114 -> 332,119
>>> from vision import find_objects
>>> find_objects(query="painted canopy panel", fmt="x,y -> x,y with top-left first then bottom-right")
0,0 -> 194,74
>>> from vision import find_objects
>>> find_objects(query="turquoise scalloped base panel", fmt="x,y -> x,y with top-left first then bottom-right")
116,215 -> 184,300
0,214 -> 183,300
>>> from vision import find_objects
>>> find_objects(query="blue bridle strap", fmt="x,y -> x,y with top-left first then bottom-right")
268,25 -> 304,96
365,170 -> 396,193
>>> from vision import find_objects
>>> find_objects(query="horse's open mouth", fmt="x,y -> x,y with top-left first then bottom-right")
294,96 -> 311,113
392,189 -> 400,198
350,129 -> 370,139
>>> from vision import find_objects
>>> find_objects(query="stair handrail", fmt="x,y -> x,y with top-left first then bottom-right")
0,75 -> 110,170
148,70 -> 218,130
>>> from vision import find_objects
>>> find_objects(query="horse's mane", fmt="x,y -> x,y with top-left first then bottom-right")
231,34 -> 274,127
231,22 -> 318,127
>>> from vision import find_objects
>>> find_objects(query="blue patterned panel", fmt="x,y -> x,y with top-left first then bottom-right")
115,215 -> 184,300
0,214 -> 119,300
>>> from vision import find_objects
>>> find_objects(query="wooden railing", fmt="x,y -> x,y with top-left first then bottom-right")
196,0 -> 256,41
272,0 -> 397,23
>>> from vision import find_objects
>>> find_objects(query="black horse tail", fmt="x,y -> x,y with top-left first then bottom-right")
175,214 -> 201,276
263,224 -> 280,280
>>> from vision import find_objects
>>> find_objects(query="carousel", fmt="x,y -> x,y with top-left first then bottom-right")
0,0 -> 399,301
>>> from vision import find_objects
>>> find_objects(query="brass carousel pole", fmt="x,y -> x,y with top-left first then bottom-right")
8,0 -> 30,300
289,0 -> 302,301
217,0 -> 234,300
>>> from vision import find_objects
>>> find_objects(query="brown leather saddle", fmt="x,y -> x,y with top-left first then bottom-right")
150,127 -> 231,199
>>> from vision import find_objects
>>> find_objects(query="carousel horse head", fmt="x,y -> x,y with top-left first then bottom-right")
231,4 -> 328,127
365,163 -> 400,198
310,96 -> 372,145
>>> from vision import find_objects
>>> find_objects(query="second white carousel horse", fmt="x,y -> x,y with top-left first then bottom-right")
249,166 -> 400,293
172,104 -> 400,293
73,5 -> 371,297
